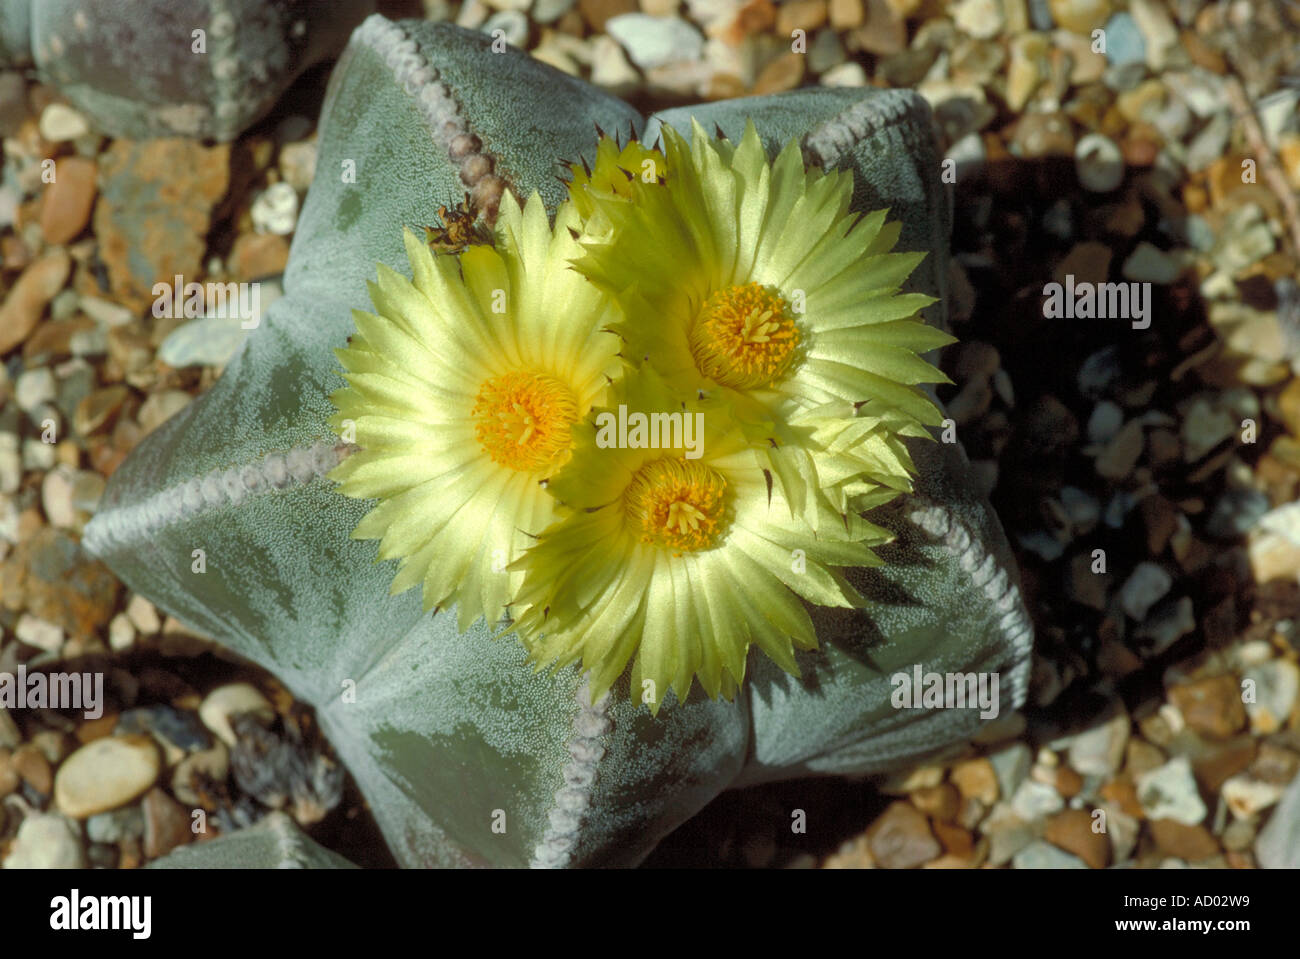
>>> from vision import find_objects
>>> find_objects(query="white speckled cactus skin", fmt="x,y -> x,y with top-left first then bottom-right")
0,0 -> 374,139
85,15 -> 1034,868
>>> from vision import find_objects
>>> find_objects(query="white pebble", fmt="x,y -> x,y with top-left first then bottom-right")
251,182 -> 300,236
38,103 -> 90,142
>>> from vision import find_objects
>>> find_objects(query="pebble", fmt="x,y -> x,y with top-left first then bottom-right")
171,742 -> 230,807
775,0 -> 826,34
1011,779 -> 1065,819
1136,756 -> 1207,825
1068,711 -> 1129,776
0,748 -> 17,797
85,805 -> 145,844
981,803 -> 1038,865
1241,661 -> 1299,734
38,103 -> 90,142
989,742 -> 1033,799
867,801 -> 941,868
1074,132 -> 1124,192
827,0 -> 862,30
40,156 -> 97,246
198,683 -> 275,748
14,367 -> 57,413
142,786 -> 191,859
108,613 -> 135,651
1101,11 -> 1145,66
1136,596 -> 1195,656
72,385 -> 128,437
950,757 -> 998,804
807,27 -> 845,72
1185,112 -> 1232,174
952,0 -> 1003,38
15,613 -> 64,653
94,139 -> 230,314
53,735 -> 162,819
41,467 -> 77,528
126,594 -> 162,634
753,52 -> 805,95
1044,808 -> 1109,868
1150,818 -> 1219,861
1005,34 -> 1046,112
534,0 -> 577,21
1168,675 -> 1246,739
1011,111 -> 1074,158
13,744 -> 53,795
251,181 -> 299,236
77,297 -> 132,330
0,250 -> 72,356
136,390 -> 192,434
606,14 -> 704,69
1094,419 -> 1143,479
2,811 -> 86,868
1255,772 -> 1300,868
1222,772 -> 1283,819
1012,839 -> 1088,869
1047,0 -> 1110,33
820,61 -> 867,87
1129,0 -> 1177,71
1119,562 -> 1172,620
1121,241 -> 1183,283
1086,401 -> 1123,444
117,705 -> 212,765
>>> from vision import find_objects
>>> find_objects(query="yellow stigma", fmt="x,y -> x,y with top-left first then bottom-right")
472,370 -> 579,473
689,282 -> 799,390
624,457 -> 729,553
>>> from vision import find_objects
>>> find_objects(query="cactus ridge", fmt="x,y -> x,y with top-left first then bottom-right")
801,89 -> 923,168
83,439 -> 354,556
530,681 -> 612,869
354,13 -> 509,223
207,0 -> 245,137
906,498 -> 1034,705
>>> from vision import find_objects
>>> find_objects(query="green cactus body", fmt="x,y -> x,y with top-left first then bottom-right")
0,0 -> 374,139
86,16 -> 1033,868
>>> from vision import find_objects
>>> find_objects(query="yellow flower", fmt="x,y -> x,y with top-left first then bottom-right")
570,120 -> 954,527
328,192 -> 621,631
510,369 -> 891,710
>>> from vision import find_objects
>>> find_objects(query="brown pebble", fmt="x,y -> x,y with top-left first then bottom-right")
228,232 -> 289,282
910,783 -> 960,821
0,748 -> 19,798
1191,740 -> 1256,794
13,743 -> 53,795
1054,765 -> 1083,798
1044,808 -> 1110,869
752,52 -> 805,96
1100,776 -> 1144,819
73,384 -> 131,438
932,819 -> 974,859
577,0 -> 637,31
775,0 -> 827,34
1149,819 -> 1219,862
76,713 -> 120,744
867,801 -> 941,869
142,786 -> 192,859
950,757 -> 999,804
1169,675 -> 1247,739
0,249 -> 71,355
40,156 -> 97,246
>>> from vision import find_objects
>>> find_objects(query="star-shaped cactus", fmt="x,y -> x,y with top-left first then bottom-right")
85,15 -> 1033,868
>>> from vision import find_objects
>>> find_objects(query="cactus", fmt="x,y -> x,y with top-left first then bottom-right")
0,0 -> 373,140
83,15 -> 1033,868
